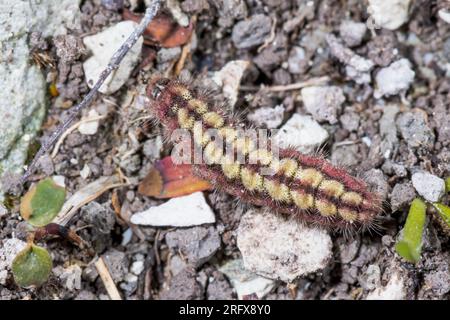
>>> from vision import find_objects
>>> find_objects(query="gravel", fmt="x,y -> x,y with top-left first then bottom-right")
232,14 -> 272,49
301,86 -> 346,124
411,171 -> 445,203
374,59 -> 415,98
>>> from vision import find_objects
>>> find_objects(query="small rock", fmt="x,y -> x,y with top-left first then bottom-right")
214,0 -> 248,28
273,114 -> 329,154
165,226 -> 221,268
332,144 -> 359,167
0,238 -> 27,285
212,60 -> 250,108
359,264 -> 381,291
247,105 -> 285,129
80,164 -> 91,179
438,9 -> 450,24
339,20 -> 367,47
207,275 -> 234,300
368,0 -> 411,30
340,112 -> 360,132
130,261 -> 144,276
380,104 -> 400,159
75,290 -> 98,300
367,33 -> 398,67
374,59 -> 415,98
159,267 -> 204,300
396,109 -> 435,149
142,136 -> 163,160
381,160 -> 407,177
422,253 -> 450,296
366,272 -> 406,300
169,255 -> 188,276
301,86 -> 345,124
326,34 -> 374,84
338,237 -> 361,264
78,110 -> 100,135
157,47 -> 182,65
83,21 -> 143,94
57,265 -> 82,291
101,0 -> 124,10
131,192 -> 215,227
54,34 -> 85,63
390,182 -> 416,212
364,169 -> 389,201
102,249 -> 128,283
411,171 -> 445,203
237,209 -> 332,282
232,14 -> 272,49
287,46 -> 307,74
219,259 -> 276,299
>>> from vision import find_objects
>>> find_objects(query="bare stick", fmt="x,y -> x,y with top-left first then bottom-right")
95,257 -> 122,300
239,76 -> 330,92
19,0 -> 162,186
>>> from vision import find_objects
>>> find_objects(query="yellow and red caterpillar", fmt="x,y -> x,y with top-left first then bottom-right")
147,77 -> 382,233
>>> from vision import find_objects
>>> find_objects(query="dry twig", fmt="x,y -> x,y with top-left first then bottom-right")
95,257 -> 122,300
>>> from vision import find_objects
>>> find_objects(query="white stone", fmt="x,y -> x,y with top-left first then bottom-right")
212,60 -> 250,108
78,110 -> 100,135
412,171 -> 445,203
0,238 -> 27,285
339,20 -> 367,47
219,259 -> 276,299
52,175 -> 66,188
273,114 -> 329,154
366,272 -> 406,300
130,261 -> 144,275
237,209 -> 332,283
301,86 -> 345,124
79,164 -> 91,180
247,105 -> 285,129
83,21 -> 143,95
130,192 -> 216,227
438,9 -> 450,24
374,59 -> 415,98
368,0 -> 411,30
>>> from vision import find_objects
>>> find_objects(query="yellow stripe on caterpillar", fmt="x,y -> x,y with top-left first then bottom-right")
318,179 -> 345,198
264,178 -> 291,202
241,167 -> 263,192
203,112 -> 225,128
296,168 -> 323,188
290,190 -> 314,209
315,199 -> 337,217
177,108 -> 195,129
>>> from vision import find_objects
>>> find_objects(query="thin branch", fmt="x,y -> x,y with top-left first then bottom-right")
19,0 -> 162,186
239,76 -> 330,92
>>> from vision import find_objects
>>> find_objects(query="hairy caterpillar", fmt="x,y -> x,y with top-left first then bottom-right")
146,77 -> 382,233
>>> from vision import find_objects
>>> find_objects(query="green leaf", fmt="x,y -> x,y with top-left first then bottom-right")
432,203 -> 450,229
445,177 -> 450,193
20,178 -> 66,227
395,198 -> 427,263
12,244 -> 52,287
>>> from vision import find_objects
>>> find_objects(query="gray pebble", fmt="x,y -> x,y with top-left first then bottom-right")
390,182 -> 416,212
396,109 -> 435,149
232,14 -> 272,49
165,226 -> 221,268
159,267 -> 204,300
102,249 -> 129,283
339,20 -> 367,47
288,46 -> 307,74
364,169 -> 389,200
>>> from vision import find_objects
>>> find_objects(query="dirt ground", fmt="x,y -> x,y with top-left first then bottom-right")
1,0 -> 449,300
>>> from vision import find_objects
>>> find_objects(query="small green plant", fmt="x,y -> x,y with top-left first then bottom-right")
395,177 -> 450,264
395,198 -> 426,263
11,178 -> 66,287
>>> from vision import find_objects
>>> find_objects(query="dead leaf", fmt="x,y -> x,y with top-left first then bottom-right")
123,10 -> 195,48
138,156 -> 212,198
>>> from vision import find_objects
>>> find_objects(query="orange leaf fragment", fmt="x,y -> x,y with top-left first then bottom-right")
123,10 -> 195,48
138,156 -> 212,199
